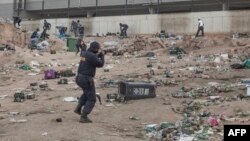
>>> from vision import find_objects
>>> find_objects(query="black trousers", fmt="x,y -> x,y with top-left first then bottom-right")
120,28 -> 128,37
73,28 -> 78,37
76,44 -> 81,54
196,26 -> 204,37
41,29 -> 47,40
14,19 -> 22,27
76,75 -> 96,114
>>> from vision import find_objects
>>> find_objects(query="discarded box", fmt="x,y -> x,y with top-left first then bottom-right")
26,93 -> 35,99
14,91 -> 26,102
14,90 -> 35,102
39,83 -> 48,90
118,81 -> 156,100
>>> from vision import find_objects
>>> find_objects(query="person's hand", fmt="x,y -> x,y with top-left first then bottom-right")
98,52 -> 104,58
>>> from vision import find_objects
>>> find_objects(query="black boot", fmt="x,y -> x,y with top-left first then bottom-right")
80,112 -> 92,123
74,104 -> 82,115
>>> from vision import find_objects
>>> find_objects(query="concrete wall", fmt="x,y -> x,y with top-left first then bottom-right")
21,10 -> 250,35
0,1 -> 13,19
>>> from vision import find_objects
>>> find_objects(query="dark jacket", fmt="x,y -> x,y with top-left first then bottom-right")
79,26 -> 84,35
43,21 -> 51,30
71,21 -> 78,30
76,43 -> 87,52
77,50 -> 105,77
31,31 -> 38,38
120,24 -> 128,30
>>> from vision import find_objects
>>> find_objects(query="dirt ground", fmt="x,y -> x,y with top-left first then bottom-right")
1,23 -> 250,141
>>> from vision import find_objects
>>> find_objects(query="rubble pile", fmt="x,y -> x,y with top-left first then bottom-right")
102,36 -> 166,56
47,37 -> 67,51
0,22 -> 27,48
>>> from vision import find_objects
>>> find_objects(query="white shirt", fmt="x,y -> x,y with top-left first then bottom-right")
198,20 -> 204,27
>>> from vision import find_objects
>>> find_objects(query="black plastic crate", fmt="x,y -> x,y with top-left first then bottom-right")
118,81 -> 156,100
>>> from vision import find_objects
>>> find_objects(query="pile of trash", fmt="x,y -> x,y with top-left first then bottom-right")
144,90 -> 247,141
169,46 -> 186,56
102,36 -> 166,55
43,69 -> 75,80
232,32 -> 249,38
144,116 -> 222,141
185,35 -> 235,50
0,44 -> 16,51
172,82 -> 245,99
231,59 -> 250,69
13,81 -> 52,103
48,37 -> 67,51
28,36 -> 67,52
156,30 -> 183,40
16,58 -> 76,76
14,89 -> 35,102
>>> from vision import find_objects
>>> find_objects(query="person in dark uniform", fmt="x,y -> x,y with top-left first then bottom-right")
78,25 -> 85,39
71,20 -> 80,37
75,38 -> 87,56
119,23 -> 128,38
13,16 -> 22,28
74,41 -> 105,123
41,19 -> 51,40
43,19 -> 51,30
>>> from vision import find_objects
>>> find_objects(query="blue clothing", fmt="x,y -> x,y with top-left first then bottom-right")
31,31 -> 38,39
31,38 -> 37,45
77,51 -> 104,77
76,50 -> 104,115
76,75 -> 96,114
